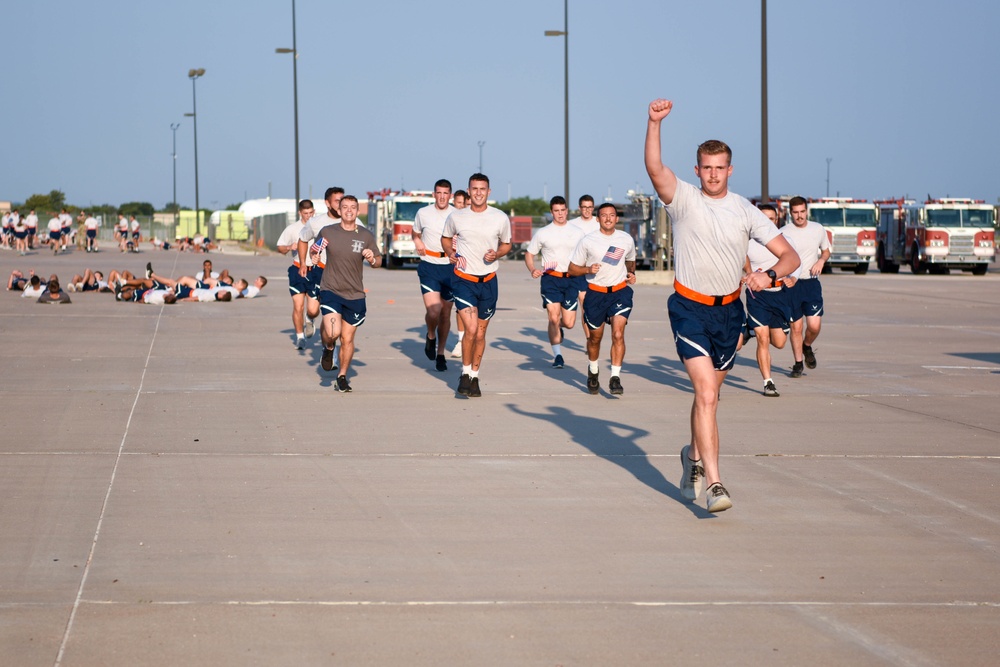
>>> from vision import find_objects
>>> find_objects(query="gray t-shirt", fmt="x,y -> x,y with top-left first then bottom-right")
317,223 -> 382,300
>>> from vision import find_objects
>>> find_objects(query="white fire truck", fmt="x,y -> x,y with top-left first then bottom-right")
807,198 -> 878,274
876,198 -> 995,275
367,190 -> 434,269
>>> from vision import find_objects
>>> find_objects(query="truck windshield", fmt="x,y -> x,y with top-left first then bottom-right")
924,209 -> 994,228
393,202 -> 425,222
809,208 -> 876,227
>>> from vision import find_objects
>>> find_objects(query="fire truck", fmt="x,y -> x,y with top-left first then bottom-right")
876,198 -> 995,275
367,190 -> 434,269
806,198 -> 878,274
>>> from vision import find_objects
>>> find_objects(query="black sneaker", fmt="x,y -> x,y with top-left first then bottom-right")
803,345 -> 816,369
552,354 -> 564,369
790,361 -> 803,378
435,354 -> 447,372
321,347 -> 335,372
457,374 -> 472,396
145,262 -> 153,279
424,337 -> 436,361
469,377 -> 482,397
609,376 -> 623,395
763,380 -> 780,397
587,369 -> 600,395
336,375 -> 352,393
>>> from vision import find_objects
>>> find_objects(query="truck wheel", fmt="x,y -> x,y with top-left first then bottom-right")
971,264 -> 988,276
878,244 -> 900,274
910,246 -> 927,274
853,263 -> 869,275
387,255 -> 403,270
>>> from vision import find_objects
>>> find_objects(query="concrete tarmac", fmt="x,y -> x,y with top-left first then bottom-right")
2,246 -> 999,666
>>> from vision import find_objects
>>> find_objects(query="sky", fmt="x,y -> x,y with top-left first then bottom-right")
3,0 -> 999,212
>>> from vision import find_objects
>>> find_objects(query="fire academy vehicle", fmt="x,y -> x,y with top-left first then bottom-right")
367,190 -> 434,269
876,198 -> 994,275
807,198 -> 878,274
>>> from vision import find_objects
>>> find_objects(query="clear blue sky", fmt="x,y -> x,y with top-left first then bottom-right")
3,0 -> 998,211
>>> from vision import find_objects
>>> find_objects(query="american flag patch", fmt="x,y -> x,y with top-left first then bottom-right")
455,254 -> 467,270
543,260 -> 558,271
311,238 -> 328,254
602,246 -> 625,265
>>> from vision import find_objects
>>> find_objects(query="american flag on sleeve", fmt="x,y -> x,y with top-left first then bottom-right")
602,246 -> 625,266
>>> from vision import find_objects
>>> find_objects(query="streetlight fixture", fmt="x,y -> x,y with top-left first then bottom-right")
826,157 -> 833,197
187,68 -> 205,235
170,122 -> 180,231
760,0 -> 769,203
545,0 -> 569,204
275,0 -> 301,204
477,140 -> 485,172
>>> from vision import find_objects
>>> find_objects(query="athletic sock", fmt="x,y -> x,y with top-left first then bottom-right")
588,360 -> 599,374
611,365 -> 622,377
469,369 -> 479,378
552,344 -> 562,357
462,365 -> 472,376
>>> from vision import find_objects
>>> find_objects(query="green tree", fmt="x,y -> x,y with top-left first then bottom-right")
48,190 -> 66,210
163,202 -> 182,214
493,196 -> 550,217
119,201 -> 155,217
225,203 -> 241,211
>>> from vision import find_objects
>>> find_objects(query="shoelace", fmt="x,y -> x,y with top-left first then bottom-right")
688,462 -> 704,484
709,484 -> 727,497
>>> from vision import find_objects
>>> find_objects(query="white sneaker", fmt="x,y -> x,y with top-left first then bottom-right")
304,319 -> 315,338
450,342 -> 463,358
66,283 -> 76,292
680,444 -> 704,501
295,337 -> 305,349
707,483 -> 733,513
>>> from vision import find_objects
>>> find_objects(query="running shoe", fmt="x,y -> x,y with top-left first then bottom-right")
436,354 -> 447,372
321,347 -> 335,371
145,262 -> 153,279
763,380 -> 779,397
457,374 -> 472,396
707,483 -> 733,513
587,369 -> 600,395
424,337 -> 436,361
66,283 -> 76,292
803,345 -> 817,369
336,375 -> 352,393
552,354 -> 564,369
790,361 -> 804,378
679,444 -> 704,501
609,376 -> 623,395
469,377 -> 482,397
295,337 -> 305,350
450,342 -> 463,358
303,318 -> 315,339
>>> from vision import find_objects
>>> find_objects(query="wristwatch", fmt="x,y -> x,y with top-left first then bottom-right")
765,269 -> 777,287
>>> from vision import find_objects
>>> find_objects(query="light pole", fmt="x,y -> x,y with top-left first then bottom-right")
187,68 -> 205,235
170,122 -> 180,231
761,0 -> 769,203
826,158 -> 832,197
477,140 -> 485,172
545,0 -> 569,203
276,0 -> 301,204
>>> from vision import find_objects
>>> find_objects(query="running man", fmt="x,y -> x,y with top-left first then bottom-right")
449,189 -> 470,358
441,173 -> 512,398
412,179 -> 456,371
782,196 -> 831,378
645,98 -> 799,513
277,200 -> 319,348
568,203 -> 636,395
744,204 -> 797,396
525,195 -> 584,369
297,195 -> 382,393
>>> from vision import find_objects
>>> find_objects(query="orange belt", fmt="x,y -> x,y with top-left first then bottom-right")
293,261 -> 325,269
673,280 -> 741,306
588,281 -> 627,293
423,249 -> 445,258
455,268 -> 496,283
544,270 -> 571,278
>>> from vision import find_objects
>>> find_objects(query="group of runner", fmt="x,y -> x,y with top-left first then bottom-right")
1,208 -> 82,255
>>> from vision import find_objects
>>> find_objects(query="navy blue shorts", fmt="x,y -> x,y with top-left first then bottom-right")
287,265 -> 310,296
307,265 -> 324,299
320,290 -> 367,327
788,278 -> 824,321
583,286 -> 633,329
417,261 -> 454,301
86,229 -> 97,239
82,281 -> 100,292
452,274 -> 499,321
175,284 -> 193,300
746,287 -> 792,333
668,292 -> 745,371
540,274 -> 579,311
573,274 -> 589,293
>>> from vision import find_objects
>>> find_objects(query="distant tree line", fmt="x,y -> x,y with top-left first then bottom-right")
12,189 -> 239,217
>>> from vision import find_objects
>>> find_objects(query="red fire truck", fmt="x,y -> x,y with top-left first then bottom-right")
876,198 -> 995,275
807,198 -> 878,274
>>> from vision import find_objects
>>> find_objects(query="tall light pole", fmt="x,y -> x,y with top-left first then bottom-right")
545,0 -> 569,203
170,122 -> 180,230
187,68 -> 205,235
477,140 -> 485,172
276,0 -> 301,204
826,158 -> 832,197
761,0 -> 769,203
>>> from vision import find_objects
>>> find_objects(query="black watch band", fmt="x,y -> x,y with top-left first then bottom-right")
766,269 -> 777,287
